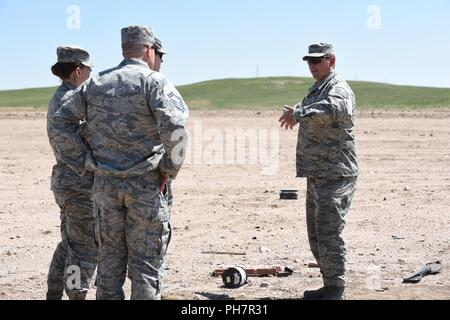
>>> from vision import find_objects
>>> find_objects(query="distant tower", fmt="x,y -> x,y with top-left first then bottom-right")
256,64 -> 259,78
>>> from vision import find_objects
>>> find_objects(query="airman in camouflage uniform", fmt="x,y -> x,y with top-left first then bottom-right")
144,38 -> 175,211
49,25 -> 189,300
124,37 -> 174,285
46,46 -> 98,300
151,38 -> 174,211
279,43 -> 358,300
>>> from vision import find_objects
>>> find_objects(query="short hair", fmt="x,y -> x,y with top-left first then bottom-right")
122,43 -> 152,58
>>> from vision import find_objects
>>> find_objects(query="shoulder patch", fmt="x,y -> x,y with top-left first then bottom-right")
167,91 -> 186,113
162,80 -> 186,113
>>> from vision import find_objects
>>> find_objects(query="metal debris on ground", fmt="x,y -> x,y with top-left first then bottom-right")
201,251 -> 246,256
403,261 -> 442,284
212,266 -> 294,278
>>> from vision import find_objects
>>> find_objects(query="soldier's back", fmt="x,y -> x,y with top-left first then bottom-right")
84,58 -> 162,172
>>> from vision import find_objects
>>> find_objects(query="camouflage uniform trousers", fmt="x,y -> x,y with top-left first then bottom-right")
93,172 -> 171,300
306,176 -> 357,287
47,191 -> 98,300
126,180 -> 173,281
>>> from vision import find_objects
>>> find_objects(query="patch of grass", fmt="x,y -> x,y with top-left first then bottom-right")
177,77 -> 450,110
178,77 -> 314,110
350,81 -> 450,109
0,87 -> 57,109
1,77 -> 449,110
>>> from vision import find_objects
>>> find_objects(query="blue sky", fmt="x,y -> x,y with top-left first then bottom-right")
0,0 -> 449,90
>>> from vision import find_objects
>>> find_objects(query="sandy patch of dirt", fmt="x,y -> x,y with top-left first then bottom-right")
0,110 -> 449,300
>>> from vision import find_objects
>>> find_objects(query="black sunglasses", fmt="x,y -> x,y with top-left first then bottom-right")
306,56 -> 328,65
155,49 -> 165,59
146,45 -> 164,59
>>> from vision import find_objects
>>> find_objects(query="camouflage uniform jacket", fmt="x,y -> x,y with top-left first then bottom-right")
47,81 -> 94,192
293,72 -> 358,178
49,58 -> 189,179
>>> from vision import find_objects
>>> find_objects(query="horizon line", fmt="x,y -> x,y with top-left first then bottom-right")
1,76 -> 449,91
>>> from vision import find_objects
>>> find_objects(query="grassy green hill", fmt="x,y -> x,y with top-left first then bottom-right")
1,77 -> 449,110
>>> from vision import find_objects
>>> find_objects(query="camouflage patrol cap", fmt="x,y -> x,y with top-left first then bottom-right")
154,37 -> 167,54
302,43 -> 334,60
57,46 -> 93,67
121,25 -> 155,46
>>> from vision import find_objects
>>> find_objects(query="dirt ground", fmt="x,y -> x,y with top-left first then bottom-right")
0,109 -> 449,300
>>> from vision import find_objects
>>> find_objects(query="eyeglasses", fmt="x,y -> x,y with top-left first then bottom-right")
306,56 -> 328,65
145,45 -> 165,59
156,50 -> 165,59
153,46 -> 165,60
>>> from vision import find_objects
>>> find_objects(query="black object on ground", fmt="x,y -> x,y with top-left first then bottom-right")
280,190 -> 298,200
403,261 -> 442,284
222,266 -> 248,289
277,267 -> 294,277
